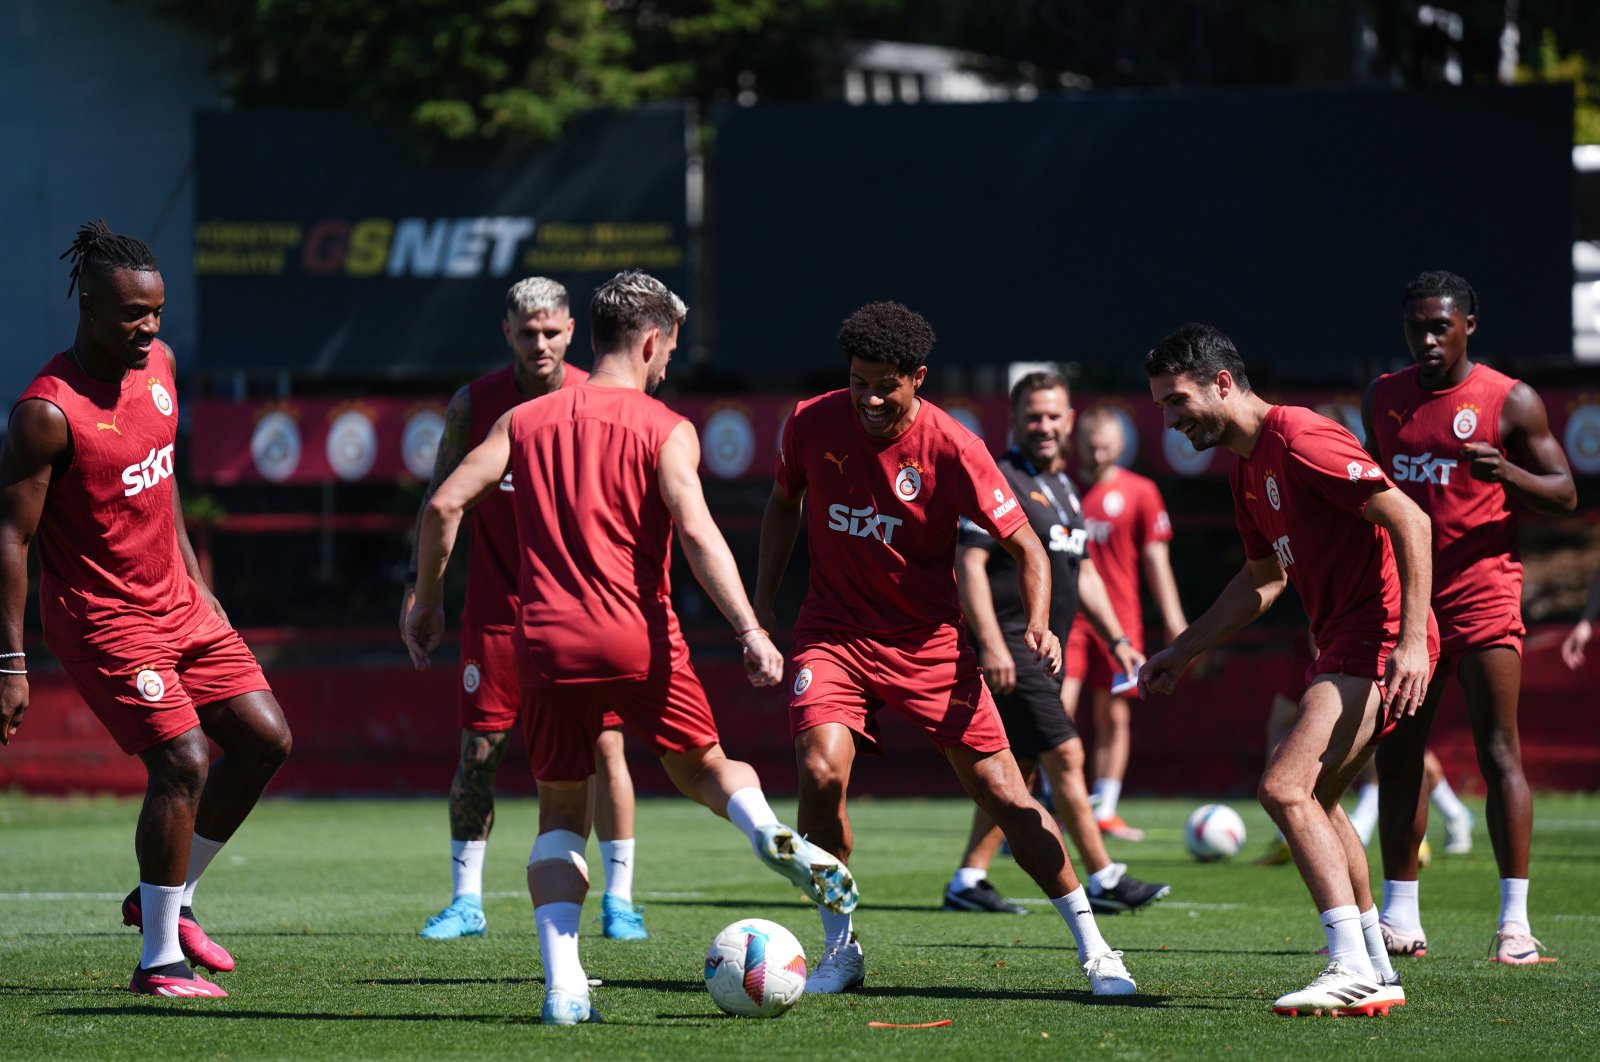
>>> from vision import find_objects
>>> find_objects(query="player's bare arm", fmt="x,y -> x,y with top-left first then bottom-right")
1462,382 -> 1577,515
405,410 -> 512,668
1561,570 -> 1600,671
1361,485 -> 1433,719
1077,557 -> 1144,677
753,481 -> 805,634
955,544 -> 1015,695
1141,554 -> 1286,696
659,421 -> 782,686
1140,539 -> 1188,641
0,401 -> 71,745
400,385 -> 472,635
995,523 -> 1061,674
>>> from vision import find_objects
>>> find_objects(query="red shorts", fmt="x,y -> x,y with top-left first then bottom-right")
1435,606 -> 1525,674
788,628 -> 1009,754
519,647 -> 717,782
56,610 -> 271,756
1309,613 -> 1440,745
461,625 -> 621,733
1063,623 -> 1141,692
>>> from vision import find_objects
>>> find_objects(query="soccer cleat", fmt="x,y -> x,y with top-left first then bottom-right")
1097,815 -> 1146,842
754,824 -> 858,914
1088,872 -> 1171,915
419,895 -> 487,940
130,961 -> 228,998
804,934 -> 866,994
1082,949 -> 1136,995
1271,961 -> 1395,1017
1418,838 -> 1433,868
1444,808 -> 1474,855
1375,971 -> 1406,1007
541,987 -> 603,1025
121,888 -> 236,973
1380,921 -> 1428,958
943,879 -> 1027,914
1490,923 -> 1551,964
600,894 -> 648,940
1255,838 -> 1294,866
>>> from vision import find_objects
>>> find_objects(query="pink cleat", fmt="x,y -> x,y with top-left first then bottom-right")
122,889 -> 236,973
130,963 -> 228,997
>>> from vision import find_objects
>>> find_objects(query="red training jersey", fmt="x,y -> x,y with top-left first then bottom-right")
461,363 -> 588,628
1231,405 -> 1401,651
778,390 -> 1028,641
1073,468 -> 1172,645
506,383 -> 686,686
1367,363 -> 1521,626
18,343 -> 208,660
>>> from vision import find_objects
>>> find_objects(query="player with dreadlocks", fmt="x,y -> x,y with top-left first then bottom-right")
0,221 -> 293,997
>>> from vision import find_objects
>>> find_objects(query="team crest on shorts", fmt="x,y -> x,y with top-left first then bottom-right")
1452,404 -> 1480,440
134,668 -> 165,703
462,661 -> 482,694
1265,473 -> 1281,510
792,666 -> 814,696
148,379 -> 174,417
893,460 -> 924,502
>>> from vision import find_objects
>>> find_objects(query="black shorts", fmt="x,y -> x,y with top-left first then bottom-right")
992,632 -> 1078,760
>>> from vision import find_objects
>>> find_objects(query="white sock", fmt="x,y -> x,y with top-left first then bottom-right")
598,839 -> 635,903
726,787 -> 780,853
819,905 -> 853,950
1093,779 -> 1121,822
1500,878 -> 1530,929
451,839 -> 487,900
1321,905 -> 1374,978
139,882 -> 186,970
1051,887 -> 1109,962
1381,879 -> 1421,932
181,833 -> 225,907
1349,783 -> 1379,846
1088,862 -> 1125,893
1431,779 -> 1469,822
949,866 -> 986,893
1360,907 -> 1396,980
534,901 -> 587,994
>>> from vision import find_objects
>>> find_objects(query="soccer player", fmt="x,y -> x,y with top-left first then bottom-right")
0,221 -> 293,997
755,302 -> 1136,997
1064,407 -> 1188,841
403,270 -> 856,1026
942,371 -> 1170,918
400,277 -> 649,942
1363,271 -> 1576,963
1140,322 -> 1435,1017
1561,569 -> 1600,670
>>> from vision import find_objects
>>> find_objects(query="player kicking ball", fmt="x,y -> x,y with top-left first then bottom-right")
1139,324 -> 1436,1017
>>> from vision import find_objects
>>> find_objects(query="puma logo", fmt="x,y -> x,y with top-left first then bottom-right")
95,413 -> 121,434
1030,491 -> 1048,506
1386,409 -> 1406,427
1245,491 -> 1258,501
950,695 -> 977,710
824,451 -> 849,473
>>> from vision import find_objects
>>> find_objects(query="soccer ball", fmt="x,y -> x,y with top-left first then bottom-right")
704,918 -> 808,1017
1185,803 -> 1247,861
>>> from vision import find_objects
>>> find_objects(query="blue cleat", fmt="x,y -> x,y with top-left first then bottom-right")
419,895 -> 486,940
754,823 -> 859,914
600,894 -> 648,940
542,987 -> 603,1025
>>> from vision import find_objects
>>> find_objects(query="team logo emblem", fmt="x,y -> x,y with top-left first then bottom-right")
1347,460 -> 1364,482
1564,402 -> 1600,476
1265,474 -> 1281,510
327,407 -> 378,481
703,406 -> 756,479
894,461 -> 924,502
1452,404 -> 1479,440
462,662 -> 482,694
792,667 -> 813,696
149,380 -> 174,417
1101,490 -> 1125,518
135,668 -> 165,703
251,408 -> 302,483
401,409 -> 445,480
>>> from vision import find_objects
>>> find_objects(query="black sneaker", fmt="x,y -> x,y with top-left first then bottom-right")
1088,874 -> 1171,914
943,879 -> 1028,914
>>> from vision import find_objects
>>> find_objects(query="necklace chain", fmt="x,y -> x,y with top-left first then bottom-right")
590,368 -> 638,388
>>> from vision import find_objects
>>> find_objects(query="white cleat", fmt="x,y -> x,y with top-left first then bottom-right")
1082,949 -> 1136,995
1444,808 -> 1474,855
754,824 -> 859,914
1272,961 -> 1395,1017
804,933 -> 865,994
541,987 -> 603,1025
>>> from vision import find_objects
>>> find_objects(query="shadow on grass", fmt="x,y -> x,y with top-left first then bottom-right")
912,941 -> 1310,958
47,1005 -> 538,1024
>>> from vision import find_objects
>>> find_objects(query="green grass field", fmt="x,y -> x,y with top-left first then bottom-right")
1,792 -> 1595,1059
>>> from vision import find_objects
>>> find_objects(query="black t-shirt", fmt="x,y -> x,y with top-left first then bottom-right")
959,448 -> 1088,639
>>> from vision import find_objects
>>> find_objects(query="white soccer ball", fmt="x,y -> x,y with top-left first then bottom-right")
704,918 -> 808,1018
1185,803 -> 1247,861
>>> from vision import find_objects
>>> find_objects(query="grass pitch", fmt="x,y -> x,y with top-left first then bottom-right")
0,792 -> 1595,1059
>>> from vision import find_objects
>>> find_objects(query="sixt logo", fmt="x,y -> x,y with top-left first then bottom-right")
1390,452 -> 1457,485
299,217 -> 536,278
826,503 -> 903,544
121,444 -> 175,498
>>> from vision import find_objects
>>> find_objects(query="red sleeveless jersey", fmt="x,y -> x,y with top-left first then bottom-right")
17,343 -> 206,660
460,363 -> 588,628
1368,363 -> 1521,628
505,383 -> 686,686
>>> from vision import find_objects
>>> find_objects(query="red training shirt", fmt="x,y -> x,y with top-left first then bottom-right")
1073,468 -> 1172,645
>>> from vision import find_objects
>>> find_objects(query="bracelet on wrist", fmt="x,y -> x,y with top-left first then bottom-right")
736,627 -> 770,644
0,668 -> 25,676
1111,635 -> 1132,649
0,651 -> 23,659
